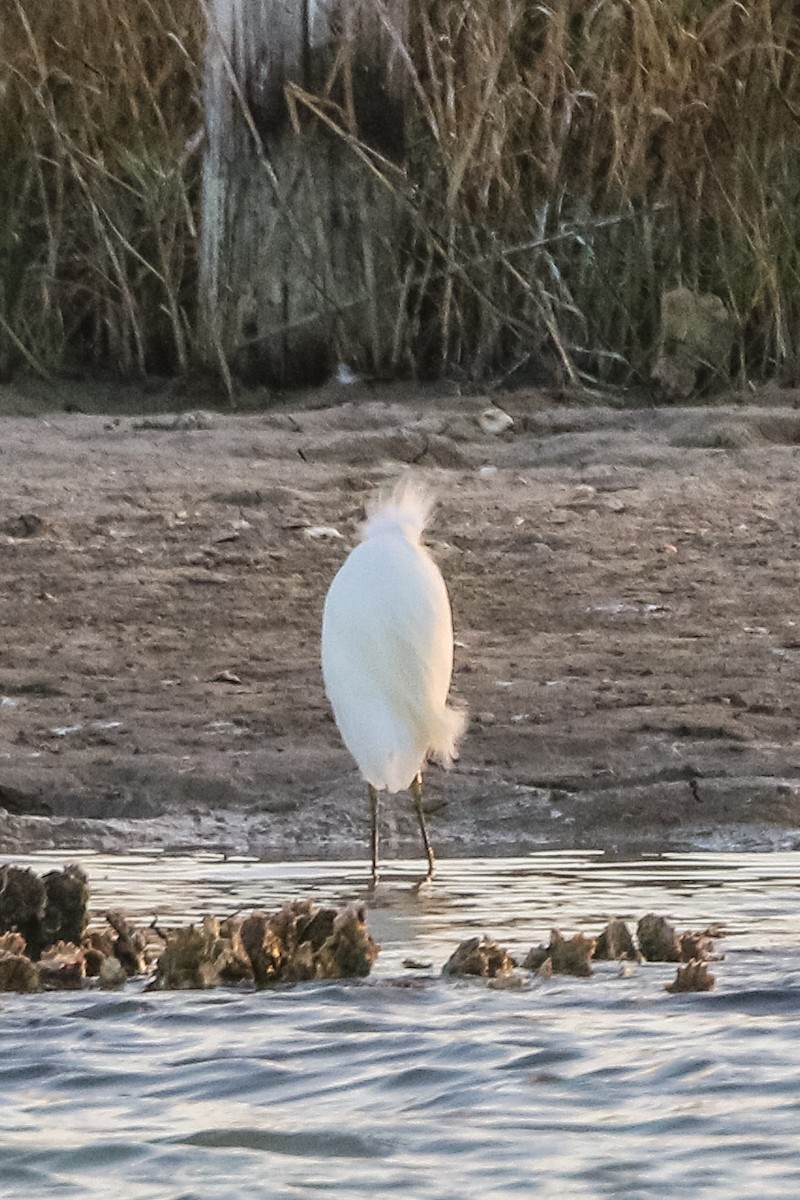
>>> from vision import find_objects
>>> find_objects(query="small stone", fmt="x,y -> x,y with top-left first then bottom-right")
0,953 -> 39,993
595,919 -> 639,961
0,932 -> 27,957
0,866 -> 47,959
175,410 -> 213,431
487,971 -> 525,990
38,942 -> 85,990
637,914 -> 682,962
478,406 -> 514,436
42,864 -> 89,949
442,935 -> 516,978
153,917 -> 247,990
652,286 -> 734,398
105,911 -> 148,976
240,900 -> 378,986
2,513 -> 50,539
303,526 -> 343,541
82,929 -> 116,976
679,930 -> 715,962
98,956 -> 128,989
210,669 -> 243,685
665,959 -> 716,993
523,930 -> 596,977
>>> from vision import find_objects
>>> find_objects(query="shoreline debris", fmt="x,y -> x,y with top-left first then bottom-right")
0,863 -> 721,996
524,930 -> 596,977
442,935 -> 516,978
665,959 -> 716,993
0,863 -> 88,961
595,918 -> 640,962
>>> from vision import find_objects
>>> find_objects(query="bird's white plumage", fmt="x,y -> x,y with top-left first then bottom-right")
321,480 -> 466,794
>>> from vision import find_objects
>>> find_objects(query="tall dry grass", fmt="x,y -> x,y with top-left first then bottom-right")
1,0 -> 799,388
378,0 -> 800,385
0,0 -> 204,378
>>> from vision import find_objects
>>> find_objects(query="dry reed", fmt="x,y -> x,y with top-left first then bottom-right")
1,0 -> 799,388
0,0 -> 204,378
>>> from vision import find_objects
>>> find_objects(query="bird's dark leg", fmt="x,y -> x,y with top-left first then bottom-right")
409,773 -> 435,879
368,784 -> 380,884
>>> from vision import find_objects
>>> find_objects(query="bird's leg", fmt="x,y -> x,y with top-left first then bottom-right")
368,784 -> 380,884
409,773 -> 435,880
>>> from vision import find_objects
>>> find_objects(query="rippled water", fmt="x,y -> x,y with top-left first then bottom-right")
3,851 -> 800,1199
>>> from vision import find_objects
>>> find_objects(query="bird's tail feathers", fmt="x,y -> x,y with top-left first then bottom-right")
427,702 -> 469,768
362,477 -> 435,544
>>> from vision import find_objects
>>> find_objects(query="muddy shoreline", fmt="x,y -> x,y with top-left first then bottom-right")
1,379 -> 799,862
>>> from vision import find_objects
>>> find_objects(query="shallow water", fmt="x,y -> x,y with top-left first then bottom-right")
2,851 -> 800,1199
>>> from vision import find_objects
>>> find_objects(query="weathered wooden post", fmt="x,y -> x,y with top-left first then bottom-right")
198,0 -> 408,388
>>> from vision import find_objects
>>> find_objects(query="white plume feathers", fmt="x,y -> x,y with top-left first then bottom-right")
362,477 -> 436,544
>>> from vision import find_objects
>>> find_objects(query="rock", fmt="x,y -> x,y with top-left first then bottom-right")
175,410 -> 213,431
487,972 -> 526,990
0,866 -> 47,958
0,929 -> 39,992
82,929 -> 116,977
664,959 -> 716,993
239,912 -> 277,986
38,942 -> 86,990
313,905 -> 380,980
652,286 -> 734,398
42,865 -> 89,949
478,406 -> 514,436
0,783 -> 51,817
240,900 -> 379,986
0,863 -> 89,961
637,914 -> 682,962
0,952 -> 39,993
595,918 -> 639,961
204,917 -> 251,983
1,513 -> 50,538
679,930 -> 715,962
442,935 -> 516,978
0,931 -> 27,957
98,955 -> 128,989
152,917 -> 248,990
105,911 -> 148,976
523,930 -> 595,976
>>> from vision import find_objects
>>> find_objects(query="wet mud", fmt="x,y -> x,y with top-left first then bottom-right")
0,378 -> 798,860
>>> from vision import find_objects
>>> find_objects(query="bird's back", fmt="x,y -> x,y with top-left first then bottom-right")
322,487 -> 465,792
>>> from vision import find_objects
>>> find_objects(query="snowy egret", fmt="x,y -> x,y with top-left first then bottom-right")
321,480 -> 467,882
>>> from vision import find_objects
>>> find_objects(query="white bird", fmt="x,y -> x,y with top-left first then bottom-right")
321,480 -> 467,882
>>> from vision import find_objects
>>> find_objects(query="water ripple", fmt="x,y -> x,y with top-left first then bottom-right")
177,1125 -> 389,1158
2,851 -> 800,1198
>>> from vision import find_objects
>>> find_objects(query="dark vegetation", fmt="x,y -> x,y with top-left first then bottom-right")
1,0 -> 799,388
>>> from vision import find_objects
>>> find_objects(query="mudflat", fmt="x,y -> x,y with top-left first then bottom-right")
1,379 -> 798,861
